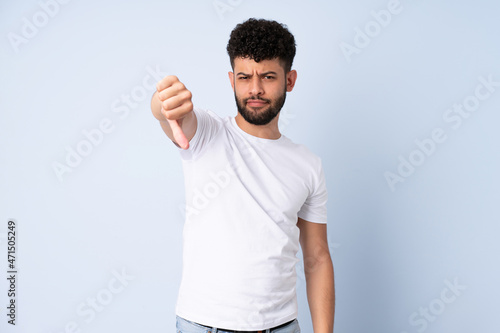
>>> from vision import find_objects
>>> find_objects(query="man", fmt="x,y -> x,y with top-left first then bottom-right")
150,18 -> 335,333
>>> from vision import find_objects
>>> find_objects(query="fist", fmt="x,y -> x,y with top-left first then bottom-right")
156,75 -> 193,121
156,76 -> 193,149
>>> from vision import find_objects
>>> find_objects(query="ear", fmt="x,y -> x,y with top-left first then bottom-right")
228,71 -> 235,91
286,70 -> 297,92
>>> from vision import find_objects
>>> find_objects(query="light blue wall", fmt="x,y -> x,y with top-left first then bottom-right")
1,0 -> 498,332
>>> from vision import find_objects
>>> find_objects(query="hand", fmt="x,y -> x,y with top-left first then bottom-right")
156,75 -> 193,149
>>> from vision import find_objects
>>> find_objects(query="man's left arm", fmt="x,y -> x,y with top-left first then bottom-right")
297,217 -> 335,333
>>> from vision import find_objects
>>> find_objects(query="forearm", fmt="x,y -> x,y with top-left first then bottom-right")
304,257 -> 335,333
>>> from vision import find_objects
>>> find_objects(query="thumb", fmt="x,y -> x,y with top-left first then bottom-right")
167,117 -> 189,150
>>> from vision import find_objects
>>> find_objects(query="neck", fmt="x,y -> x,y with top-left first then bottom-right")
234,113 -> 281,140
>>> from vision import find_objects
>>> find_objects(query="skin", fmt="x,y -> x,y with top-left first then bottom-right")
228,57 -> 296,137
150,57 -> 335,332
298,217 -> 336,333
150,75 -> 195,149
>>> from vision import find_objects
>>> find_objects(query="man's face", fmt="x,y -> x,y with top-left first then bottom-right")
229,57 -> 296,126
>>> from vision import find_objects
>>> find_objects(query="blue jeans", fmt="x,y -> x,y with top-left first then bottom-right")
176,316 -> 301,333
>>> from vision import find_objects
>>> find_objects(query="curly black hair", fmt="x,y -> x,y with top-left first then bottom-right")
227,18 -> 296,72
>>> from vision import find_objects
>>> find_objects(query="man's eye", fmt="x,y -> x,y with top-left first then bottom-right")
265,76 -> 275,80
238,76 -> 248,80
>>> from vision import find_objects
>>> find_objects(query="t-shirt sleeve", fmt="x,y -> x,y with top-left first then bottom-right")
179,107 -> 222,161
298,159 -> 328,224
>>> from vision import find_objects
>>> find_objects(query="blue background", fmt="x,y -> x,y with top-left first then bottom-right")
1,0 -> 499,332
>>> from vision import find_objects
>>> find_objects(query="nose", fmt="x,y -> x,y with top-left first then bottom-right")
249,77 -> 264,96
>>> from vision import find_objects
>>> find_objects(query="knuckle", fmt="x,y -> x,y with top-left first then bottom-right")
164,111 -> 173,120
175,81 -> 185,91
159,75 -> 178,90
160,76 -> 170,86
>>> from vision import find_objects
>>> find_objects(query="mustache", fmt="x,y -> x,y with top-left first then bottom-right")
244,96 -> 271,103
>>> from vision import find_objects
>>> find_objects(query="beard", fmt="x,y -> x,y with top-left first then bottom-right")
234,88 -> 287,126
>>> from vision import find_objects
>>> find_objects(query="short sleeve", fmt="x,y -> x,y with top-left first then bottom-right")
297,159 -> 328,224
179,107 -> 222,161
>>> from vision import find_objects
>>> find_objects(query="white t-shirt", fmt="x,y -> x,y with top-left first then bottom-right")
175,107 -> 327,331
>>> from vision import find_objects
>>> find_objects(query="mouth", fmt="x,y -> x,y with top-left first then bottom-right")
246,99 -> 269,107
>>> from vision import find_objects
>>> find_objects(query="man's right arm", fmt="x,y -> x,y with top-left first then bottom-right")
151,75 -> 197,150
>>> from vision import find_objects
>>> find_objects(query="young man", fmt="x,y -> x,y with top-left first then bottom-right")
151,18 -> 335,333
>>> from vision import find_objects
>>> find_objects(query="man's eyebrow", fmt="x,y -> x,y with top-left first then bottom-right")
260,71 -> 278,76
236,71 -> 279,76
